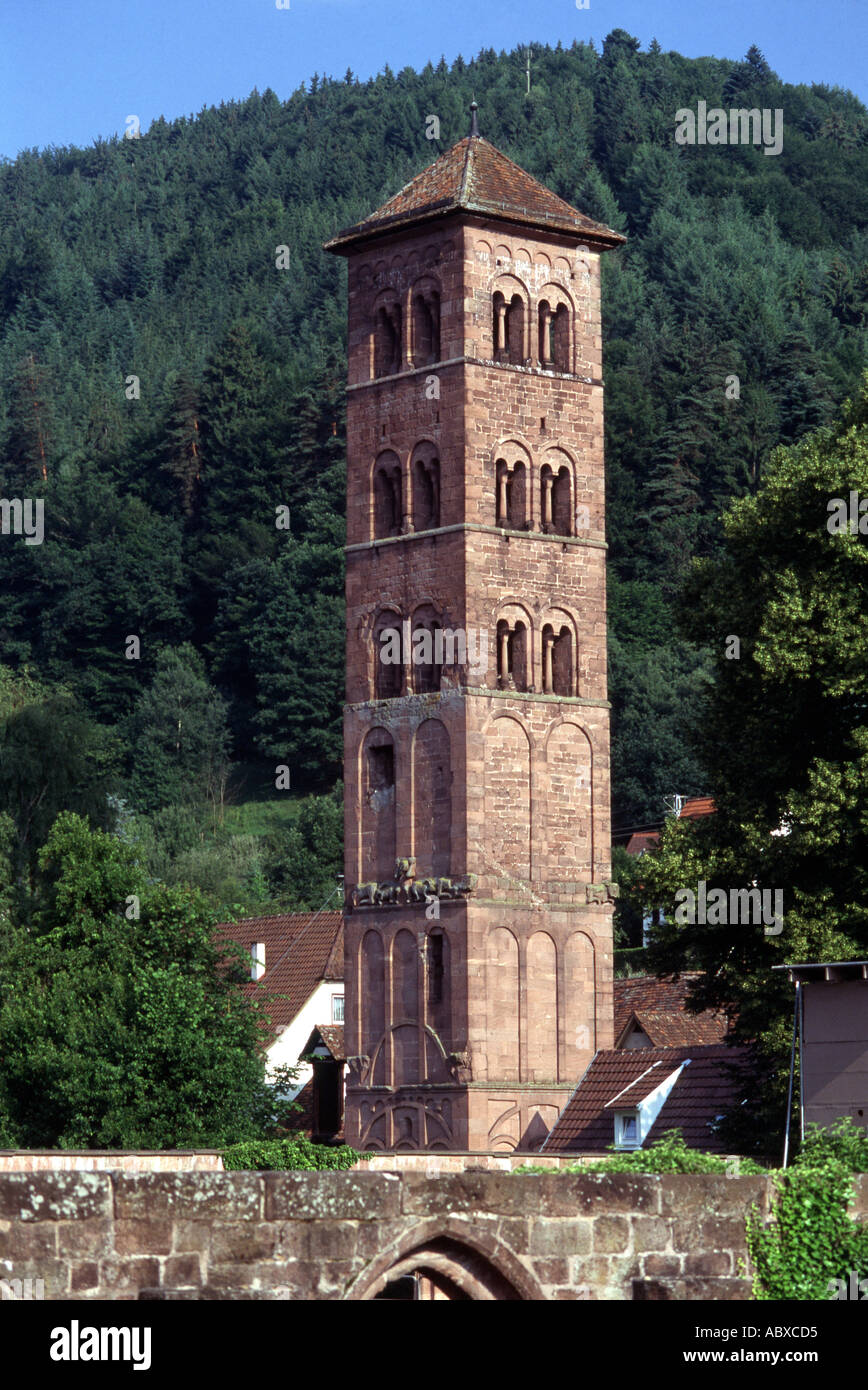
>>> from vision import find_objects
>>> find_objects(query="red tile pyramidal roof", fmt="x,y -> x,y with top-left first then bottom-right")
325,116 -> 625,253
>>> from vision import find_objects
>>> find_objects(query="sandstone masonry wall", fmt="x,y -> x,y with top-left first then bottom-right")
4,1169 -> 858,1301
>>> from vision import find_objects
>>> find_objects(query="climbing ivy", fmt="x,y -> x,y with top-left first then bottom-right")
746,1119 -> 868,1299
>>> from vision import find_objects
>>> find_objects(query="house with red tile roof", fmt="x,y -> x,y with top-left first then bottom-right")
218,911 -> 344,1105
542,1044 -> 753,1156
614,973 -> 731,1049
615,796 -> 717,859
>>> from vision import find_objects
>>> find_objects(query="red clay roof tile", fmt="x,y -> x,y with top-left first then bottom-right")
545,1044 -> 753,1154
217,911 -> 343,1044
325,136 -> 625,251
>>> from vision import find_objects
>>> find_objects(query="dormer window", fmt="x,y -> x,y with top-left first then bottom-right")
614,1110 -> 640,1149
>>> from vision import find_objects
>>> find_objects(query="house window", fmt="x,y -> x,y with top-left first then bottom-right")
332,995 -> 344,1023
614,1110 -> 640,1149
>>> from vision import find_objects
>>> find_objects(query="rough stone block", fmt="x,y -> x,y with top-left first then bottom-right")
211,1222 -> 278,1264
642,1253 -> 683,1277
632,1216 -> 673,1251
0,1172 -> 111,1223
659,1175 -> 767,1220
264,1171 -> 400,1222
592,1215 -> 631,1254
683,1250 -> 733,1276
0,1218 -> 58,1259
99,1256 -> 162,1292
171,1220 -> 212,1255
70,1261 -> 100,1292
539,1173 -> 660,1217
529,1218 -> 592,1256
113,1173 -> 263,1223
162,1254 -> 202,1287
114,1219 -> 173,1256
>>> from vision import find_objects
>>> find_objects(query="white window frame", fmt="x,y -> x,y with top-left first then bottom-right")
331,994 -> 344,1023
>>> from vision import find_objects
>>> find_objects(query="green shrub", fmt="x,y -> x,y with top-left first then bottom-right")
795,1116 -> 868,1172
222,1135 -> 360,1171
516,1130 -> 765,1175
746,1157 -> 868,1299
746,1120 -> 868,1298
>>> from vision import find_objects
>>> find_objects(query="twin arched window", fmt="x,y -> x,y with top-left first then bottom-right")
496,457 -> 573,535
492,286 -> 572,371
496,615 -> 576,697
372,284 -> 441,379
373,449 -> 440,540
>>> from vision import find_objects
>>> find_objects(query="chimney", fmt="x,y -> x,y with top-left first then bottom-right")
251,943 -> 266,981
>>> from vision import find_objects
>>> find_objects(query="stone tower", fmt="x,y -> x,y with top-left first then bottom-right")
325,112 -> 624,1153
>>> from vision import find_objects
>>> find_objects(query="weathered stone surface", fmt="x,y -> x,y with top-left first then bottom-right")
0,1172 -> 111,1223
542,1173 -> 661,1216
264,1171 -> 400,1222
641,1253 -> 683,1277
113,1173 -> 263,1222
658,1175 -> 766,1220
0,1168 -> 777,1301
114,1219 -> 173,1256
162,1254 -> 203,1287
529,1217 -> 592,1256
683,1250 -> 733,1276
70,1261 -> 100,1292
0,1218 -> 58,1259
634,1276 -> 752,1301
99,1256 -> 161,1292
592,1215 -> 631,1254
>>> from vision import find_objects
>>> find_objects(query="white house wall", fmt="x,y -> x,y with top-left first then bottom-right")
265,979 -> 343,1099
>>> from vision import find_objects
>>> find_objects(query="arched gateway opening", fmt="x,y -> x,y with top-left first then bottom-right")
347,1228 -> 543,1301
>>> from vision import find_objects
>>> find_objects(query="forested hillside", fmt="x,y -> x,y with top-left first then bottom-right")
0,30 -> 866,916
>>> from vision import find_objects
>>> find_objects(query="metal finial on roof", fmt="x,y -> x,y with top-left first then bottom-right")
469,101 -> 479,138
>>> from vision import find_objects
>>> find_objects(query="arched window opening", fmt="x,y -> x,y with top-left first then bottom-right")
496,460 -> 527,529
543,623 -> 574,697
367,742 -> 395,794
553,465 -> 571,535
375,303 -> 402,377
428,932 -> 444,1004
538,300 -> 553,366
412,615 -> 443,694
541,464 -> 572,535
493,292 -> 525,364
412,291 -> 440,366
374,613 -> 403,699
413,455 -> 440,531
373,460 -> 402,538
553,303 -> 570,371
496,619 -> 529,693
506,294 -> 524,364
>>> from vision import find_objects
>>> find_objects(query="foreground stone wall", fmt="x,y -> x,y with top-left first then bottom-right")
7,1168 -> 857,1300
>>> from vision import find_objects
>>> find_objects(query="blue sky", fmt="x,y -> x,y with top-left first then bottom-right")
2,0 -> 867,160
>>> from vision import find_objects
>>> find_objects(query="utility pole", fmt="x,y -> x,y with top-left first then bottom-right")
525,46 -> 531,95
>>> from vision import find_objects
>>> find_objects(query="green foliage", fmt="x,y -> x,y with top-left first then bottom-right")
746,1153 -> 868,1299
517,1130 -> 765,1174
223,1136 -> 360,1170
795,1116 -> 868,1172
0,36 -> 863,851
0,813 -> 280,1148
125,644 -> 230,815
637,385 -> 868,1149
